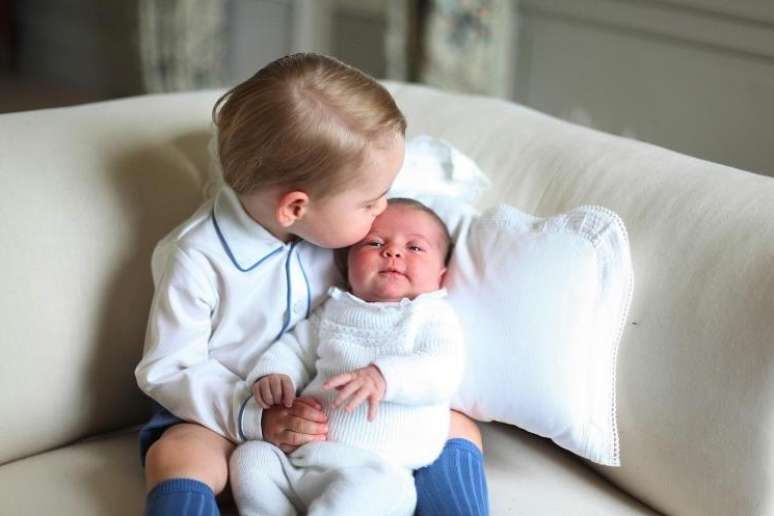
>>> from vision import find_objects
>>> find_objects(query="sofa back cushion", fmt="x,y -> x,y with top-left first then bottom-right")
0,92 -> 219,464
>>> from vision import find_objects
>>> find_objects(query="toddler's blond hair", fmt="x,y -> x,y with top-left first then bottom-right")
213,53 -> 406,198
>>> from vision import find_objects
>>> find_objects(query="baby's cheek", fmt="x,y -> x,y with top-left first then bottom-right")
347,261 -> 366,288
418,264 -> 444,290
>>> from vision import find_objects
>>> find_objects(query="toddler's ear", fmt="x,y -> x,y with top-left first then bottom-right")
275,191 -> 309,227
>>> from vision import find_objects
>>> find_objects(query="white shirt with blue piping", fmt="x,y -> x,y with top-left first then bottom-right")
135,185 -> 342,443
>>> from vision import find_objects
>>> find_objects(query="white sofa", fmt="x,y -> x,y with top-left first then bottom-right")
2,81 -> 773,516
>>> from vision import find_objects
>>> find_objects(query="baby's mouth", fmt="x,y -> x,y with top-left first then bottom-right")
379,268 -> 406,278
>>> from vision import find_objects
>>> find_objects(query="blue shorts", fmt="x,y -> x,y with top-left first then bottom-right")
138,401 -> 184,466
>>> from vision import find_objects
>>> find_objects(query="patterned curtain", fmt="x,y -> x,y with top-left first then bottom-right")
386,0 -> 515,98
138,0 -> 227,93
385,0 -> 426,82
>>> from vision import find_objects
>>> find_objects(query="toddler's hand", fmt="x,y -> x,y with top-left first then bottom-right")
323,365 -> 385,421
262,397 -> 328,453
253,373 -> 295,409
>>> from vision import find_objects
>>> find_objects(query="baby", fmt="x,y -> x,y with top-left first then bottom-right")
229,198 -> 464,516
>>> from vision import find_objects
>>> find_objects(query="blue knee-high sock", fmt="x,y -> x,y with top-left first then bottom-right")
414,438 -> 490,516
145,478 -> 220,516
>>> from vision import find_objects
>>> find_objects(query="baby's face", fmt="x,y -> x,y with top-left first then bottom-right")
347,204 -> 448,302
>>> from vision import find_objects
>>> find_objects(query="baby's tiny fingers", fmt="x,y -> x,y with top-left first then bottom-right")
255,395 -> 269,409
259,380 -> 274,407
252,383 -> 269,409
324,373 -> 353,389
281,377 -> 295,408
367,394 -> 380,421
345,388 -> 369,413
333,380 -> 360,408
270,376 -> 285,405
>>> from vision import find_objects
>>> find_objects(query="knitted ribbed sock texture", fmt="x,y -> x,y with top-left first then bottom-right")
145,478 -> 220,516
414,438 -> 490,516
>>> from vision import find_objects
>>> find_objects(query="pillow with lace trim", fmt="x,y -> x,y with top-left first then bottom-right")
441,203 -> 632,467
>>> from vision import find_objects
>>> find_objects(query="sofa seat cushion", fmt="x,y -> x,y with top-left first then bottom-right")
483,423 -> 657,515
0,429 -> 237,515
0,424 -> 656,515
0,429 -> 244,515
0,430 -> 148,516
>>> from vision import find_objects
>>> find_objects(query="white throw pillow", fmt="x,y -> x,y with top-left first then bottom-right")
442,203 -> 632,467
390,135 -> 491,204
208,133 -> 491,205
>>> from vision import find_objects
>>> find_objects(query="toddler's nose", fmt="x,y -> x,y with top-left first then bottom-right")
372,196 -> 388,216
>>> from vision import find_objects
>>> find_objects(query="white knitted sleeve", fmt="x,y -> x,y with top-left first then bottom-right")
373,303 -> 464,405
246,309 -> 322,393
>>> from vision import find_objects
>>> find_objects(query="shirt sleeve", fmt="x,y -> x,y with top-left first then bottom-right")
246,309 -> 321,393
134,244 -> 261,443
373,303 -> 465,406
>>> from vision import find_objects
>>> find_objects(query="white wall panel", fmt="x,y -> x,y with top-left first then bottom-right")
516,0 -> 774,177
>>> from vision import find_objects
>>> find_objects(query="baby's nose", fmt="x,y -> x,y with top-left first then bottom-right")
382,246 -> 402,258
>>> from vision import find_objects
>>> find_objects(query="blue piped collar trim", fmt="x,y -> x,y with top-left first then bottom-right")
212,186 -> 286,272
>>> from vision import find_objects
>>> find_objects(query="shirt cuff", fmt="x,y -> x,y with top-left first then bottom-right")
238,395 -> 264,441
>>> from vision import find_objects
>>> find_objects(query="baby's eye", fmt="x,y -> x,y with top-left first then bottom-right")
366,241 -> 383,247
408,245 -> 424,252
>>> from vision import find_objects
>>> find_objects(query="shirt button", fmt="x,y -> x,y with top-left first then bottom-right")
293,300 -> 305,315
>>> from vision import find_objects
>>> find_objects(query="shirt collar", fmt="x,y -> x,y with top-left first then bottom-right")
328,286 -> 448,308
212,185 -> 289,272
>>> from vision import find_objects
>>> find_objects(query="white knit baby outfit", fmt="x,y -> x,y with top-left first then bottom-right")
230,287 -> 464,516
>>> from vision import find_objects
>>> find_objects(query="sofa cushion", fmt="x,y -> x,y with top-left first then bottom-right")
447,204 -> 631,467
483,423 -> 656,515
0,92 -> 220,464
0,424 -> 654,516
0,431 -> 146,516
390,134 -> 491,204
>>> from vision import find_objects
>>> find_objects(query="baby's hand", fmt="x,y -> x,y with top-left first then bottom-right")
323,365 -> 386,421
253,373 -> 295,409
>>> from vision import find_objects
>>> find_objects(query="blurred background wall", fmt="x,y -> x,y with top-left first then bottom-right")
1,0 -> 773,178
